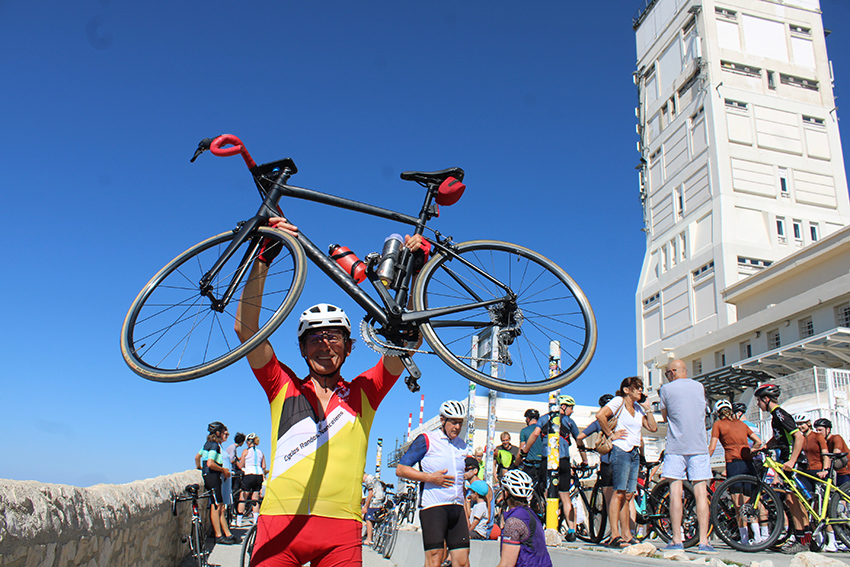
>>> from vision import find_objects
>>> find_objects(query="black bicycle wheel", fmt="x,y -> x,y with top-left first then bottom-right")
239,523 -> 257,567
647,480 -> 700,547
571,485 -> 605,543
709,475 -> 784,552
121,227 -> 306,381
412,240 -> 596,394
192,517 -> 206,567
828,481 -> 850,548
382,511 -> 399,559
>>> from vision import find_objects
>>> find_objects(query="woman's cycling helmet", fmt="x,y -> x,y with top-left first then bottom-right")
558,395 -> 575,406
208,421 -> 225,434
247,432 -> 258,443
733,402 -> 748,415
598,394 -> 614,407
469,480 -> 489,496
814,418 -> 833,430
440,400 -> 466,419
714,400 -> 733,414
502,469 -> 534,500
524,408 -> 540,420
794,413 -> 810,424
297,304 -> 351,339
754,383 -> 781,400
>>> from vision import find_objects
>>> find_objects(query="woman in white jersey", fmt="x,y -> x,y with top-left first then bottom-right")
238,432 -> 267,526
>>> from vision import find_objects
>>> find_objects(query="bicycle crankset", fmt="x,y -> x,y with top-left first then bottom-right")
359,319 -> 420,357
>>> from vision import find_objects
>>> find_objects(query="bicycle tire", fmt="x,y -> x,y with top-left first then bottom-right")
709,475 -> 784,552
239,523 -> 257,567
412,240 -> 596,394
571,485 -> 602,543
382,511 -> 399,559
121,227 -> 306,381
647,480 -> 700,548
828,481 -> 850,548
192,517 -> 206,567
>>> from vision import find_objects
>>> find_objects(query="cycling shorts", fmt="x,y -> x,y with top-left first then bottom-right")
598,462 -> 613,487
203,472 -> 223,505
251,514 -> 362,567
242,474 -> 264,493
419,504 -> 470,551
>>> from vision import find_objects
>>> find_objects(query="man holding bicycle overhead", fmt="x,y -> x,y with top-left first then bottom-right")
234,217 -> 422,567
753,383 -> 808,554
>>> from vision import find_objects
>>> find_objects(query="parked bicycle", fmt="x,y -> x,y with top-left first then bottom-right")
710,448 -> 850,552
120,135 -> 597,395
395,482 -> 418,525
371,484 -> 400,559
172,484 -> 213,567
239,523 -> 256,567
562,462 -> 602,543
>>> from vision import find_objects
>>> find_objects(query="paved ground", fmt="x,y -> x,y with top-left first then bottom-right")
191,524 -> 850,567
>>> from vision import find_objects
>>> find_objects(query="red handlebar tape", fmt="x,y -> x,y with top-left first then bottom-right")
210,134 -> 257,170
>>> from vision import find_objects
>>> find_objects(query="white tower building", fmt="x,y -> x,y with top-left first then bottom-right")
634,0 -> 850,394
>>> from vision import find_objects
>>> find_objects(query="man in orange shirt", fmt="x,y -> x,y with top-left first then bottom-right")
814,418 -> 850,486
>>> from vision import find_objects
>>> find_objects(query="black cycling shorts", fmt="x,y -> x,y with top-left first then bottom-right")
598,461 -> 613,487
242,474 -> 263,492
558,458 -> 573,492
203,472 -> 223,505
419,504 -> 470,551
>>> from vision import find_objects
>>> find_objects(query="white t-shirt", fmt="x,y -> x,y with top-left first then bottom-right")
470,501 -> 489,537
604,396 -> 646,452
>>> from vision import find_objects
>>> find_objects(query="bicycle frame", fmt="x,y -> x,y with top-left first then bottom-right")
760,453 -> 850,529
199,156 -> 514,336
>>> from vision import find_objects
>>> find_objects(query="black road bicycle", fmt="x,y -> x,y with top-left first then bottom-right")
121,135 -> 597,394
172,484 -> 213,567
371,485 -> 400,560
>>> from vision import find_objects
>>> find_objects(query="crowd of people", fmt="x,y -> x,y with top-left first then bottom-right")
182,217 -> 848,566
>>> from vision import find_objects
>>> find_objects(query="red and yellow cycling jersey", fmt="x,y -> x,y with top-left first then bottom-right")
253,355 -> 399,520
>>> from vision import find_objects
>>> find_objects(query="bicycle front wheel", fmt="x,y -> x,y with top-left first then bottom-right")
647,480 -> 699,547
382,511 -> 399,559
240,523 -> 257,567
709,475 -> 784,552
829,481 -> 850,548
121,227 -> 306,381
412,240 -> 597,394
192,517 -> 206,567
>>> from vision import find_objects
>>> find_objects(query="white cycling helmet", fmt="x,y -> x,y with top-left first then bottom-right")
502,469 -> 534,501
439,400 -> 466,419
714,400 -> 733,414
297,304 -> 351,339
794,413 -> 810,424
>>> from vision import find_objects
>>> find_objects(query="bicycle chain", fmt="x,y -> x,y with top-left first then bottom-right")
358,318 -> 495,365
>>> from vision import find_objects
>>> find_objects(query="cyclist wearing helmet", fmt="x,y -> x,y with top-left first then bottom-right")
197,422 -> 238,544
234,217 -> 422,567
520,394 -> 587,541
396,400 -> 477,567
707,400 -> 763,544
496,470 -> 553,567
815,418 -> 850,486
753,383 -> 808,554
574,394 -> 624,516
518,409 -> 546,508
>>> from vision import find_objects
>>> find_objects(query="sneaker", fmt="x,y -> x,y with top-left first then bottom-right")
695,544 -> 718,555
565,531 -> 577,542
780,540 -> 808,554
662,543 -> 685,552
824,542 -> 839,553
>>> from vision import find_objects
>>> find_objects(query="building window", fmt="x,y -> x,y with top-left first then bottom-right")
793,220 -> 803,245
670,239 -> 678,267
767,70 -> 776,90
740,340 -> 753,359
715,350 -> 726,368
680,232 -> 688,261
676,186 -> 685,218
767,329 -> 781,350
810,223 -> 819,242
716,7 -> 737,20
777,217 -> 787,244
725,99 -> 749,111
643,292 -> 660,308
799,317 -> 814,338
779,168 -> 789,198
721,60 -> 761,78
803,115 -> 826,127
693,358 -> 703,376
693,260 -> 715,280
790,24 -> 811,37
780,73 -> 819,92
836,303 -> 850,328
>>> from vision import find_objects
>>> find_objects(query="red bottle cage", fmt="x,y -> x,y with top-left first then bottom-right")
210,134 -> 257,170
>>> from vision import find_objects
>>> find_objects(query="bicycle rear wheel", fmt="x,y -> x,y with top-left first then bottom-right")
192,517 -> 206,567
121,227 -> 306,381
648,480 -> 700,547
382,511 -> 399,558
412,240 -> 596,394
239,523 -> 257,567
709,475 -> 784,552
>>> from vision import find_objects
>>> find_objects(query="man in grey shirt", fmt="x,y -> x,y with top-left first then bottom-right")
659,359 -> 716,554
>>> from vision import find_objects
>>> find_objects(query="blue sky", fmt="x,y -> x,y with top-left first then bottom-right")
2,1 -> 850,486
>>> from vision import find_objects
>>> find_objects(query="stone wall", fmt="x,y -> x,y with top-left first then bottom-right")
0,470 -> 209,567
